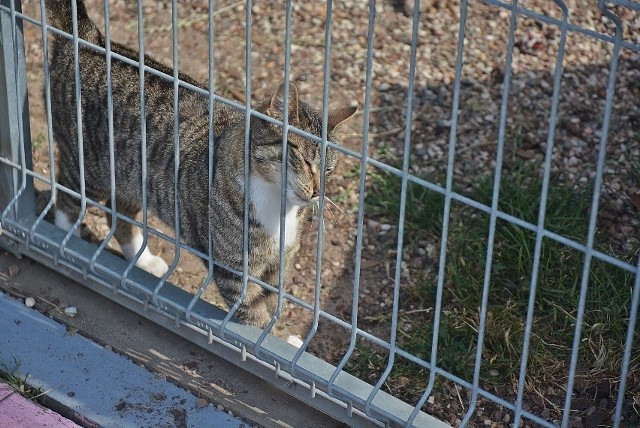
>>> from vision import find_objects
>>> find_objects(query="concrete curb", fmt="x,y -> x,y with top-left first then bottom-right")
0,290 -> 249,428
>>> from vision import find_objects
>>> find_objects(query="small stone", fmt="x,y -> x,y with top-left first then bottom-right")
427,395 -> 435,404
380,224 -> 392,231
502,414 -> 511,423
196,398 -> 207,408
436,119 -> 452,129
105,344 -> 113,351
417,247 -> 426,256
294,263 -> 302,270
227,411 -> 234,417
216,404 -> 224,411
8,264 -> 18,277
64,306 -> 78,317
484,420 -> 492,426
379,82 -> 391,91
25,297 -> 36,307
489,369 -> 499,377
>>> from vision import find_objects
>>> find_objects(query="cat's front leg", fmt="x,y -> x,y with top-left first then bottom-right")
105,202 -> 169,277
120,232 -> 170,278
214,268 -> 276,328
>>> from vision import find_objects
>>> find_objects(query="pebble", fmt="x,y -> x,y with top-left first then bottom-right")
216,404 -> 224,411
64,306 -> 78,317
380,224 -> 392,231
196,398 -> 208,408
25,297 -> 36,307
294,263 -> 302,270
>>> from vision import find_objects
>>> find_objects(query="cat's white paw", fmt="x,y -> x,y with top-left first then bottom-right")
287,335 -> 304,348
135,253 -> 169,277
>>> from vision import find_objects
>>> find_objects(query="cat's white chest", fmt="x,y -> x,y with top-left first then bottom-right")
249,175 -> 300,248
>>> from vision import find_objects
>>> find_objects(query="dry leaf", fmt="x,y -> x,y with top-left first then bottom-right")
8,264 -> 19,277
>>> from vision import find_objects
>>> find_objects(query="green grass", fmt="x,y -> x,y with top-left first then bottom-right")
0,358 -> 45,402
352,159 -> 639,406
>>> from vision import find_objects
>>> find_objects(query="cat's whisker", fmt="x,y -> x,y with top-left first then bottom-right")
323,196 -> 353,225
323,202 -> 339,227
308,201 -> 319,233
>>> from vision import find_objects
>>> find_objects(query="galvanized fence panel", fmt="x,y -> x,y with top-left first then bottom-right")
0,0 -> 638,427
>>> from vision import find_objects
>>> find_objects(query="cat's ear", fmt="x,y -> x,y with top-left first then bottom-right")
328,106 -> 357,133
268,82 -> 300,122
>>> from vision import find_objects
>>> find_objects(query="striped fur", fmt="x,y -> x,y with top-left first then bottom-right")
46,0 -> 356,328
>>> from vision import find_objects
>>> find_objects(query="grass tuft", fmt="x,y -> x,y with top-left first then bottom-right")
353,158 -> 639,409
0,358 -> 44,402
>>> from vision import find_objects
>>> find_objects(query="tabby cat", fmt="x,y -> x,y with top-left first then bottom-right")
46,0 -> 356,331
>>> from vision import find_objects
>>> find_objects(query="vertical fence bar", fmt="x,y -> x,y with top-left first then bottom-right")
221,0 -> 252,340
89,0 -> 117,279
290,0 -> 334,361
613,256 -> 640,427
122,0 -> 149,293
0,0 -> 34,230
254,0 -> 294,352
512,1 -> 568,425
186,0 -> 217,323
364,0 -> 420,418
29,0 -> 57,245
152,0 -> 182,304
460,0 -> 519,424
407,0 -> 469,423
327,0 -> 376,393
560,3 -> 622,426
59,0 -> 87,257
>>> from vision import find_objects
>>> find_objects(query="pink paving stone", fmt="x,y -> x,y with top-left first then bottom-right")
0,383 -> 81,428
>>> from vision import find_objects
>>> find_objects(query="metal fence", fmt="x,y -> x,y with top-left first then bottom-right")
1,0 -> 639,426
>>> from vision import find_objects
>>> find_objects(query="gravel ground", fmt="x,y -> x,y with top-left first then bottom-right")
15,0 -> 640,426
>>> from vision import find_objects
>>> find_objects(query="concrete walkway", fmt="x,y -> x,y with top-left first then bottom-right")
0,289 -> 249,427
0,250 -> 345,428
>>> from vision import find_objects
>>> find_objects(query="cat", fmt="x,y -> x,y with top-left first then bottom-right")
46,0 -> 356,331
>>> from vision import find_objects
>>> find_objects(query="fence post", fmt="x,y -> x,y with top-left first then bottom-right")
0,0 -> 35,244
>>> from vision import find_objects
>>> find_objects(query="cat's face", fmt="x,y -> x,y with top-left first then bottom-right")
250,83 -> 356,207
250,129 -> 337,206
